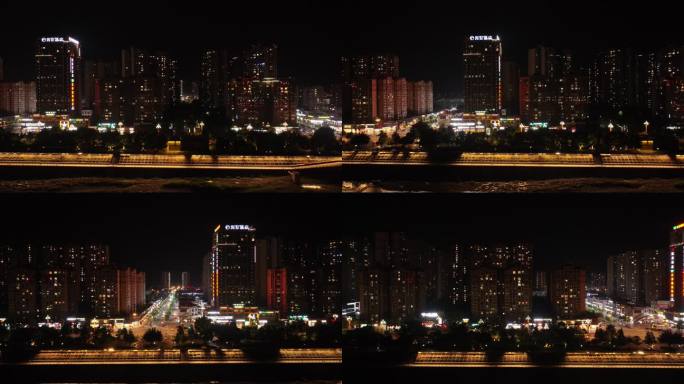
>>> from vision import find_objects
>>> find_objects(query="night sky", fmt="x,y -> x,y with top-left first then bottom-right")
0,194 -> 681,285
1,1 -> 681,92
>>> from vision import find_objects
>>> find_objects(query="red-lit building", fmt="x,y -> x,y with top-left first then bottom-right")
519,76 -> 530,122
266,268 -> 287,315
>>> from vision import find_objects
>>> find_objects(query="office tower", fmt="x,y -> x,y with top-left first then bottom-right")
670,223 -> 684,313
0,81 -> 37,115
549,265 -> 586,319
181,271 -> 189,288
464,35 -> 502,114
161,271 -> 172,290
244,44 -> 278,80
502,61 -> 520,116
35,37 -> 81,115
209,225 -> 257,307
266,268 -> 287,315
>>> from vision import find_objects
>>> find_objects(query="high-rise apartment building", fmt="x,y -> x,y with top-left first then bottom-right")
549,265 -> 586,319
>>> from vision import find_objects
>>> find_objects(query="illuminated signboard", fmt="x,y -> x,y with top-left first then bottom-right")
674,223 -> 684,231
41,37 -> 66,43
70,57 -> 76,111
469,35 -> 501,42
41,37 -> 80,46
224,225 -> 255,231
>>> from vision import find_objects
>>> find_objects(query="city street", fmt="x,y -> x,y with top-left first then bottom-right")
131,288 -> 181,347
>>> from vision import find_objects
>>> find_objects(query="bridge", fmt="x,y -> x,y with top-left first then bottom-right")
0,152 -> 341,171
2,348 -> 342,383
22,348 -> 341,365
413,351 -> 684,368
343,151 -> 684,168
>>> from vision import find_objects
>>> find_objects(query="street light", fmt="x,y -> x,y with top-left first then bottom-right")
560,121 -> 566,131
608,122 -> 614,132
644,121 -> 650,135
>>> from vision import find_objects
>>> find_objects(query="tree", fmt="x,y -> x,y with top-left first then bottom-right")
644,331 -> 657,347
194,316 -> 213,342
311,126 -> 340,155
174,326 -> 187,347
116,328 -> 136,348
348,134 -> 371,148
615,328 -> 628,347
142,328 -> 163,347
92,326 -> 115,348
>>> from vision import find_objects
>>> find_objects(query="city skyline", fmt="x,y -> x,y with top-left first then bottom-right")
0,195 -> 682,280
2,2 -> 683,93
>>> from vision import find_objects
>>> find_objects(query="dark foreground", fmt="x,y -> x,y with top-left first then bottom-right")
2,362 -> 341,383
345,365 -> 684,384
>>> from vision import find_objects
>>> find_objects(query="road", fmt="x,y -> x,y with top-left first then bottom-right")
131,289 -> 180,346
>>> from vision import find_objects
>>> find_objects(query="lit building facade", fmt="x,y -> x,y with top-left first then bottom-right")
549,265 -> 586,319
671,223 -> 684,312
464,35 -> 502,114
35,37 -> 81,115
210,225 -> 257,308
0,81 -> 37,115
266,268 -> 287,316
